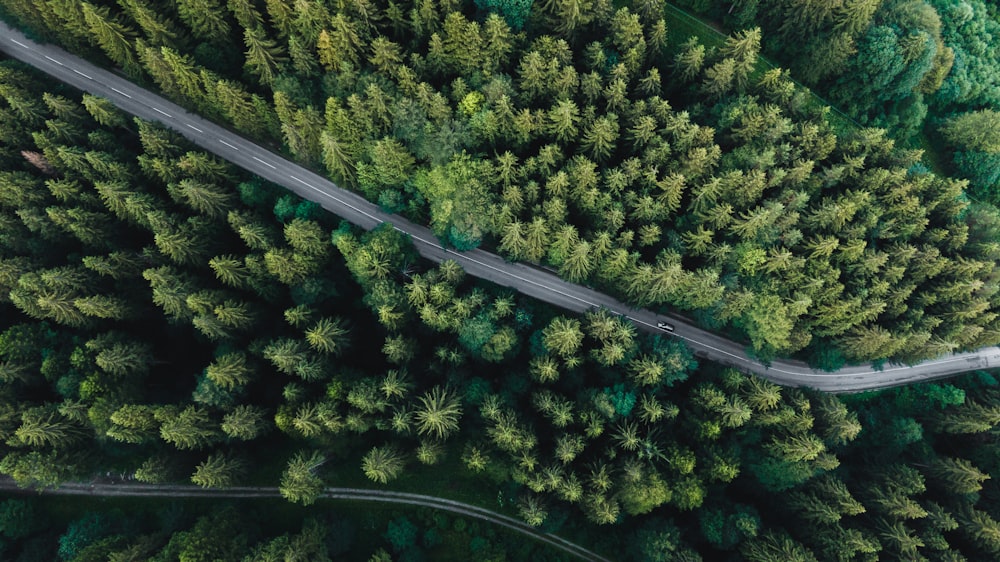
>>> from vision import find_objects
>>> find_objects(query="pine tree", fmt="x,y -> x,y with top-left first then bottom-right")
191,452 -> 245,488
208,255 -> 250,288
106,404 -> 159,444
221,405 -> 269,440
580,114 -> 619,162
927,457 -> 990,495
243,26 -> 286,86
81,3 -> 141,77
12,407 -> 84,449
73,295 -> 133,320
227,0 -> 263,29
542,316 -> 584,358
741,530 -> 819,562
175,0 -> 231,41
280,450 -> 326,505
205,352 -> 253,390
83,94 -> 128,128
172,179 -> 235,218
362,445 -> 405,484
413,387 -> 462,440
156,406 -> 220,450
305,317 -> 350,355
119,0 -> 181,48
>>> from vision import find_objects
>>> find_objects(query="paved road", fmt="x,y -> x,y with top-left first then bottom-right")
0,477 -> 609,562
3,22 -> 998,393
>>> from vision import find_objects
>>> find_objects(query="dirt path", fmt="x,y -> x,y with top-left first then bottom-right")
0,478 -> 611,562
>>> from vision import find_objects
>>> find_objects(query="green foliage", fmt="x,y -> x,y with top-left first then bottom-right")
412,153 -> 493,250
627,518 -> 683,562
273,194 -> 318,223
475,0 -> 534,30
191,452 -> 246,488
280,450 -> 326,505
57,511 -> 113,560
940,109 -> 1000,153
384,516 -> 418,553
8,4 -> 1000,559
953,150 -> 1000,200
362,445 -> 406,484
699,504 -> 761,550
602,384 -> 636,418
619,470 -> 671,515
0,499 -> 39,540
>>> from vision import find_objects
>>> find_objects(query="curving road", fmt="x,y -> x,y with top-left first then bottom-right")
2,21 -> 998,393
0,477 -> 609,562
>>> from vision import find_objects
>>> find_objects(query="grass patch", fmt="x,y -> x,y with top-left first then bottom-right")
912,130 -> 950,176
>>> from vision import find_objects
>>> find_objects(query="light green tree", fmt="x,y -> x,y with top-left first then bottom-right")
191,452 -> 245,488
280,450 -> 326,505
362,445 -> 405,484
413,386 -> 463,439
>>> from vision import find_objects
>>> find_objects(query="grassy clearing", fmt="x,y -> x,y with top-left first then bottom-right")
662,3 -> 857,132
913,131 -> 950,176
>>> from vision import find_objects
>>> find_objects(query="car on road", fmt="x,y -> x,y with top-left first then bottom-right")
656,321 -> 675,332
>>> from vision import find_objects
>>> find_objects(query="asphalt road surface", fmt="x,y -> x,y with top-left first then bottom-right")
3,21 -> 998,393
0,477 -> 609,562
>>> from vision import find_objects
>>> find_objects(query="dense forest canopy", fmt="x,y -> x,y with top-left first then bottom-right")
3,0 -> 1000,365
3,0 -> 1000,560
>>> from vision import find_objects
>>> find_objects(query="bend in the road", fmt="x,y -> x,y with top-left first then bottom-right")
1,20 -> 997,393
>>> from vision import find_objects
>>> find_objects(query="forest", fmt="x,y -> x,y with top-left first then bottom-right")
2,0 -> 1000,364
2,0 -> 1000,560
676,0 -> 1000,204
1,495 -> 565,560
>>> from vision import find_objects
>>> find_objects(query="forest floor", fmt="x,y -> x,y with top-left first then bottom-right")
0,476 -> 611,562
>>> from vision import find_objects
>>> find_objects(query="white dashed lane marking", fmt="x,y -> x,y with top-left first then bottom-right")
251,156 -> 276,169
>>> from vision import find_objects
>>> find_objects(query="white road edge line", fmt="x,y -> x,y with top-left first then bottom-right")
71,69 -> 93,79
9,39 -> 28,48
185,123 -> 203,133
152,107 -> 172,118
109,87 -> 131,99
219,140 -> 239,150
289,175 -> 382,223
251,156 -> 276,169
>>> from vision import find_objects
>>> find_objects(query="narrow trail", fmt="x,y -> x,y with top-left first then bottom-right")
0,478 -> 611,562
